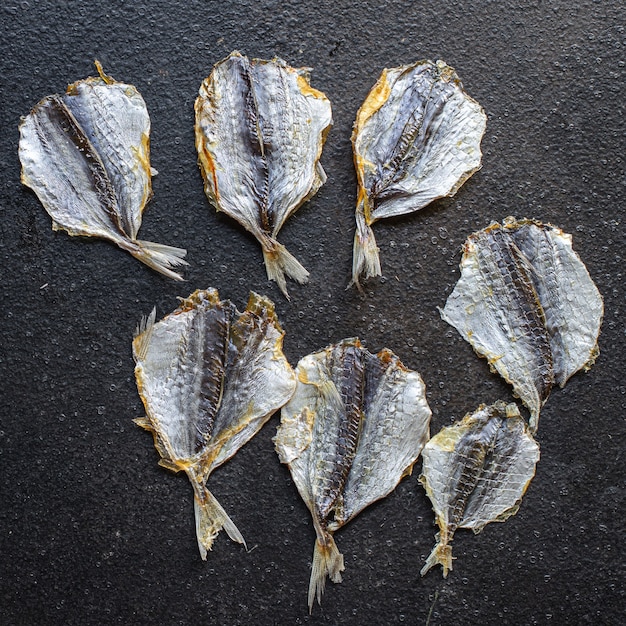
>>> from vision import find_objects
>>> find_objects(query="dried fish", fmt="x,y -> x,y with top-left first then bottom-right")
420,401 -> 540,577
274,338 -> 431,609
18,62 -> 187,279
195,51 -> 332,298
133,288 -> 296,558
441,217 -> 603,432
351,60 -> 486,286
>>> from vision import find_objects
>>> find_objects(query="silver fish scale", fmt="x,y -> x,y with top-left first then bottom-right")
479,228 -> 554,404
309,344 -> 366,522
133,289 -> 296,558
351,59 -> 486,286
195,51 -> 332,297
441,218 -> 603,432
508,223 -> 586,387
275,338 -> 431,607
420,402 -> 540,577
62,80 -> 150,240
19,65 -> 187,279
443,413 -> 502,533
452,415 -> 525,527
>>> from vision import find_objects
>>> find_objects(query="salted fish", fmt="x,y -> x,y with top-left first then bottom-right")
133,288 -> 296,558
274,338 -> 431,609
351,60 -> 486,286
420,401 -> 540,577
195,51 -> 332,298
18,62 -> 187,280
441,217 -> 603,432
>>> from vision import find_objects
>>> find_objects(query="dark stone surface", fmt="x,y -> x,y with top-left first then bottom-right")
1,1 -> 624,624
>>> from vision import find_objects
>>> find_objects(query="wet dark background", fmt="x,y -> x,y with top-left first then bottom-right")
1,1 -> 624,624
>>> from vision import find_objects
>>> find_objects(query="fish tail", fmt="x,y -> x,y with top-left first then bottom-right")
350,212 -> 381,290
308,533 -> 345,612
193,485 -> 246,560
130,239 -> 188,281
262,237 -> 309,299
420,536 -> 454,578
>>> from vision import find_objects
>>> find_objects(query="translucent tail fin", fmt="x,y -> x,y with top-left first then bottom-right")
308,533 -> 345,612
350,211 -> 381,290
420,536 -> 453,578
261,237 -> 309,299
193,485 -> 246,560
130,239 -> 188,281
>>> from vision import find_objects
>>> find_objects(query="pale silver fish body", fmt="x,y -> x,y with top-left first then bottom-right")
18,64 -> 187,279
274,337 -> 431,610
195,51 -> 333,298
351,59 -> 486,286
133,288 -> 296,559
441,217 -> 603,431
420,401 -> 540,577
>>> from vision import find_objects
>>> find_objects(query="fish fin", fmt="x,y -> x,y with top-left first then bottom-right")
350,214 -> 381,290
133,307 -> 156,361
131,240 -> 188,281
308,534 -> 345,612
158,458 -> 182,473
94,60 -> 115,84
420,537 -> 453,578
193,485 -> 246,560
133,416 -> 152,430
317,378 -> 344,415
261,238 -> 309,299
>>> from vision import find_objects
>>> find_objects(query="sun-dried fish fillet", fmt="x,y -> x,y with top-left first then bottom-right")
133,288 -> 296,558
351,59 -> 486,286
18,62 -> 187,279
420,401 -> 539,577
195,51 -> 332,298
274,338 -> 431,609
441,217 -> 603,431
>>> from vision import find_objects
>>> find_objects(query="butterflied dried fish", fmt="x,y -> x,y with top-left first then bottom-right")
351,60 -> 486,286
195,51 -> 332,298
18,62 -> 187,280
420,401 -> 539,577
133,288 -> 296,558
441,217 -> 603,432
274,338 -> 431,609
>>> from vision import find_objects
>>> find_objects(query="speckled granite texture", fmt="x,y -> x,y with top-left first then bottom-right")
1,1 -> 624,624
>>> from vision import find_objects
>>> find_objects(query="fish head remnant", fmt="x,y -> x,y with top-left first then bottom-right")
194,51 -> 333,298
441,217 -> 603,432
133,288 -> 296,559
420,401 -> 540,577
351,59 -> 487,287
18,62 -> 187,279
274,337 -> 431,610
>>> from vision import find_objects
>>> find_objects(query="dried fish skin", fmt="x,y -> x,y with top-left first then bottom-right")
18,62 -> 187,280
420,402 -> 540,578
441,217 -> 603,431
133,288 -> 296,558
195,51 -> 332,298
274,338 -> 431,609
351,60 -> 486,286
